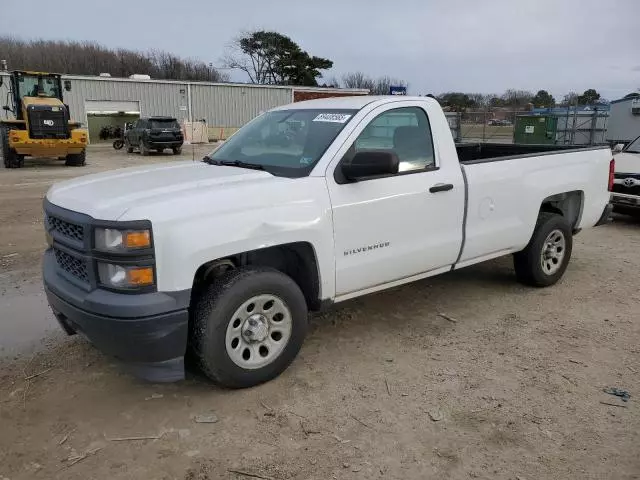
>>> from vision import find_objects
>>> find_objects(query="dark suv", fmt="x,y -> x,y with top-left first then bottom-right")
125,117 -> 184,156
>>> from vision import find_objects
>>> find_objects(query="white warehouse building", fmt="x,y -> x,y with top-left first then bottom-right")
0,72 -> 368,142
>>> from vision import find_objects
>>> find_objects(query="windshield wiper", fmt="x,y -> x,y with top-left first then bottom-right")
202,157 -> 266,171
219,160 -> 265,171
202,155 -> 220,165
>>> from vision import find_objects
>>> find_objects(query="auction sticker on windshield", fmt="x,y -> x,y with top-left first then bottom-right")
313,113 -> 352,123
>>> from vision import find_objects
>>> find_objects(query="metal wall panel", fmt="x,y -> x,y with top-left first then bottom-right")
64,78 -> 190,125
190,84 -> 292,127
607,99 -> 640,143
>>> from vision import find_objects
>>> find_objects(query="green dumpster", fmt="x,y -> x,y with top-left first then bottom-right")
514,115 -> 557,144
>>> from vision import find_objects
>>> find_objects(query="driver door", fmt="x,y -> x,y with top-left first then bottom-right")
327,103 -> 465,297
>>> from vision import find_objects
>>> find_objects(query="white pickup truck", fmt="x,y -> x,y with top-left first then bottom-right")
611,134 -> 640,215
43,96 -> 613,387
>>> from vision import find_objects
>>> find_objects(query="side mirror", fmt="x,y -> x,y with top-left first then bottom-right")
613,143 -> 625,154
341,150 -> 399,181
64,80 -> 72,92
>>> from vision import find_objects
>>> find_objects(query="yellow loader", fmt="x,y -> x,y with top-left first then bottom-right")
0,70 -> 88,168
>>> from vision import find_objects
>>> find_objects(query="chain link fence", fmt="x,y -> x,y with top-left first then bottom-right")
446,109 -> 609,145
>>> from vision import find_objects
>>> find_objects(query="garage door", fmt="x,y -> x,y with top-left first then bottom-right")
85,100 -> 140,114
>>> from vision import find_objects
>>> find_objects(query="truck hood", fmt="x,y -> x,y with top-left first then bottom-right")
614,152 -> 640,175
46,161 -> 277,220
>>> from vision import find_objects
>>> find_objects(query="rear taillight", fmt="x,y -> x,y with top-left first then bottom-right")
608,158 -> 615,192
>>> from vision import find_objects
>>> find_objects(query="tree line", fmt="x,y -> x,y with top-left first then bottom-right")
0,36 -> 229,82
435,88 -> 609,112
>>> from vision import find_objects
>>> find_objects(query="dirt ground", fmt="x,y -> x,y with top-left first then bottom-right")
0,145 -> 639,480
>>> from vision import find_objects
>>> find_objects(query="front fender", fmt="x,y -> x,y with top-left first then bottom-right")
136,178 -> 336,301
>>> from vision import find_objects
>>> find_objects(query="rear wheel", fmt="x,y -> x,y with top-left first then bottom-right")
513,213 -> 572,287
125,139 -> 134,153
65,150 -> 86,167
172,146 -> 182,155
1,126 -> 24,168
190,267 -> 308,388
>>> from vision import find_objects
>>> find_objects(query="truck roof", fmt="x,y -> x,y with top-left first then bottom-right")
273,95 -> 437,111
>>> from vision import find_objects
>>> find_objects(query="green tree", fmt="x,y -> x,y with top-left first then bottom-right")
437,92 -> 478,112
577,89 -> 601,105
223,31 -> 333,86
532,90 -> 556,107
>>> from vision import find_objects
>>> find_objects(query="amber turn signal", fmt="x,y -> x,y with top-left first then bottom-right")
126,267 -> 154,286
124,230 -> 151,249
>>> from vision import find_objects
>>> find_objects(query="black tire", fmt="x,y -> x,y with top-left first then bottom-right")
113,139 -> 124,150
140,140 -> 149,156
513,212 -> 573,287
1,126 -> 24,168
126,140 -> 134,154
65,150 -> 86,167
172,146 -> 182,155
190,266 -> 308,388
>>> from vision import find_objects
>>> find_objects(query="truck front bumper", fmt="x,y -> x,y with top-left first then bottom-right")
43,250 -> 190,382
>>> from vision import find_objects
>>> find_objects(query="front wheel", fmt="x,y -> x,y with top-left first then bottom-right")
65,150 -> 86,167
513,213 -> 573,287
190,267 -> 308,388
172,146 -> 182,155
113,139 -> 124,150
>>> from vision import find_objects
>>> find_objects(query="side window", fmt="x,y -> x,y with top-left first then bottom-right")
350,107 -> 435,172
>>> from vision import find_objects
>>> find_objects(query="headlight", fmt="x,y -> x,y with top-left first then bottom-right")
98,263 -> 155,289
95,228 -> 151,251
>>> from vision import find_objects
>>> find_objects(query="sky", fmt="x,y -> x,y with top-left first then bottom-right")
1,0 -> 639,101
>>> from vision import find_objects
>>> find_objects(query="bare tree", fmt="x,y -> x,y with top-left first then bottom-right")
501,89 -> 534,109
222,31 -> 271,84
342,72 -> 374,90
372,76 -> 408,95
341,72 -> 408,94
323,76 -> 341,88
0,36 -> 228,82
560,92 -> 579,107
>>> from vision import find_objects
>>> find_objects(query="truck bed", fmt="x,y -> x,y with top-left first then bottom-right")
456,142 -> 609,164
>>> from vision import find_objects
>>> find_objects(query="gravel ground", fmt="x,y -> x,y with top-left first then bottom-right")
0,145 -> 638,480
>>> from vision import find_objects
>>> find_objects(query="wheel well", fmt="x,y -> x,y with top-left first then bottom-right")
539,191 -> 584,231
192,242 -> 321,311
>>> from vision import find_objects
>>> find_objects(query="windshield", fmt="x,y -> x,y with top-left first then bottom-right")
150,119 -> 180,129
17,75 -> 60,99
626,136 -> 640,154
207,109 -> 357,177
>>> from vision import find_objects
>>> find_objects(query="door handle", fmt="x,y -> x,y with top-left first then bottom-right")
429,183 -> 454,193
